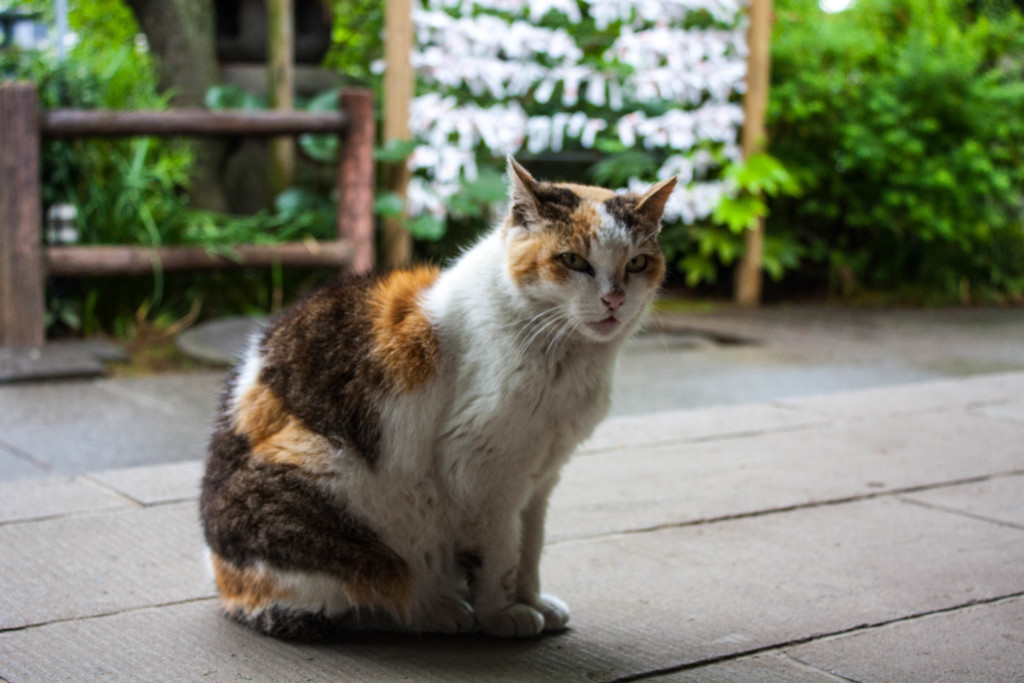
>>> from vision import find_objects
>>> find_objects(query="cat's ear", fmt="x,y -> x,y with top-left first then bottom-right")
635,176 -> 678,227
507,156 -> 543,226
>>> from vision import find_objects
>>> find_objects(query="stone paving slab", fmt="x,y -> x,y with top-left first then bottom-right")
775,371 -> 1024,419
551,410 -> 1024,542
0,442 -> 51,480
0,372 -> 223,429
902,473 -> 1024,529
1,372 -> 1023,681
0,475 -> 131,524
783,596 -> 1024,683
970,399 -> 1024,426
0,373 -> 223,478
581,402 -> 826,455
2,494 -> 1022,682
659,653 -> 847,682
0,340 -> 127,383
0,502 -> 212,631
86,460 -> 205,506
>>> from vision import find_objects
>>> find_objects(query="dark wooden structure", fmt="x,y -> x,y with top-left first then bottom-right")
0,82 -> 374,347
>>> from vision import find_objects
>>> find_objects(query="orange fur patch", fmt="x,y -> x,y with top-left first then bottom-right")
234,383 -> 334,473
211,553 -> 294,613
507,232 -> 550,287
369,266 -> 442,393
234,381 -> 288,446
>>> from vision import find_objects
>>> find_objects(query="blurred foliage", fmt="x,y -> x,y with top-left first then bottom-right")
323,0 -> 384,84
3,0 -> 343,338
769,0 -> 1024,303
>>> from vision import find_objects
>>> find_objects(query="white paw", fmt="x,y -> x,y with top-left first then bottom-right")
421,596 -> 476,634
479,603 -> 546,638
534,593 -> 570,632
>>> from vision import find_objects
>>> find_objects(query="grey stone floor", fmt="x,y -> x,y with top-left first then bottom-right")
1,306 -> 1023,680
0,371 -> 1022,681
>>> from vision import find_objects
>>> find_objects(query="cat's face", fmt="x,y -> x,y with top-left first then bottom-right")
502,158 -> 675,343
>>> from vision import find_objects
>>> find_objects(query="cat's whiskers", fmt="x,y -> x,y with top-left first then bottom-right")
544,316 -> 581,366
510,308 -> 570,366
509,307 -> 563,347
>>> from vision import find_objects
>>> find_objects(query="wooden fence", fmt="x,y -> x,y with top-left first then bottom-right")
0,82 -> 375,347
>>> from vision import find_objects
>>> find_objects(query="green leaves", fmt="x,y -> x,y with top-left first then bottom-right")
712,193 -> 768,233
767,0 -> 1024,302
591,150 -> 660,187
724,153 -> 801,198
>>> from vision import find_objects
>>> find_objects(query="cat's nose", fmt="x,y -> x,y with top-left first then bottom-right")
602,290 -> 625,312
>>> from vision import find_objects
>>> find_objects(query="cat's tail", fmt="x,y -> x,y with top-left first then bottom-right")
207,551 -> 411,641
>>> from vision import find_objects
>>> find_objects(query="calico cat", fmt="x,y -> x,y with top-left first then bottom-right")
200,158 -> 676,640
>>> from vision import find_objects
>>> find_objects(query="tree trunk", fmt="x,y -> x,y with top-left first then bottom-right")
124,0 -> 228,212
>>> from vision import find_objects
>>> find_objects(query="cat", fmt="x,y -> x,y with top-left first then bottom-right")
200,157 -> 676,641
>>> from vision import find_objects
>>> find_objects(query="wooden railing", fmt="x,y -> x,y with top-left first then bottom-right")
0,82 -> 375,347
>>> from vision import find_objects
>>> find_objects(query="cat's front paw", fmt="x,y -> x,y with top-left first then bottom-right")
420,596 -> 476,634
479,603 -> 546,638
534,593 -> 570,632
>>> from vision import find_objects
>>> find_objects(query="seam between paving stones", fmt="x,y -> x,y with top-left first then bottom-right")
0,437 -> 52,473
606,592 -> 1024,683
769,398 -> 1012,422
0,497 -> 194,528
579,420 -> 831,457
0,596 -> 217,636
550,469 -> 1024,547
899,496 -> 1024,532
771,653 -> 861,682
78,473 -> 171,508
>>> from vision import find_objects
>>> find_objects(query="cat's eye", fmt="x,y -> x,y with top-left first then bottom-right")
559,252 -> 592,273
626,254 -> 649,273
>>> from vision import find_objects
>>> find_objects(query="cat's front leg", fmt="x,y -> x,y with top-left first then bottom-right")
515,475 -> 570,632
465,509 -> 548,638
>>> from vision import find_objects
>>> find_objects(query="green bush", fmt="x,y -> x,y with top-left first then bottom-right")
768,0 -> 1024,303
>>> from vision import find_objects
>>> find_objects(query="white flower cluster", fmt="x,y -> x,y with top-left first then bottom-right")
425,0 -> 745,27
586,0 -> 747,29
405,0 -> 748,225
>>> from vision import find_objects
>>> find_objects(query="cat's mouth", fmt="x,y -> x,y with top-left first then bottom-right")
587,316 -> 621,335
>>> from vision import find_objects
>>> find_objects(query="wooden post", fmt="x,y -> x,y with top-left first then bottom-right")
267,0 -> 295,197
338,89 -> 376,275
382,0 -> 414,267
0,83 -> 46,347
734,0 -> 772,307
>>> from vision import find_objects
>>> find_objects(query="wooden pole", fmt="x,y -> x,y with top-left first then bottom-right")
45,241 -> 353,277
267,0 -> 295,198
0,83 -> 46,347
734,0 -> 772,307
382,0 -> 414,267
338,89 -> 376,275
41,109 -> 347,137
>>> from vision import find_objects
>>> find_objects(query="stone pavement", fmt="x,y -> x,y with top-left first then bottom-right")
1,370 -> 1023,681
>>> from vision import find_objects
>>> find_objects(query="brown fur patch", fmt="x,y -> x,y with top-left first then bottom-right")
211,553 -> 294,613
369,266 -> 442,393
554,182 -> 617,203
